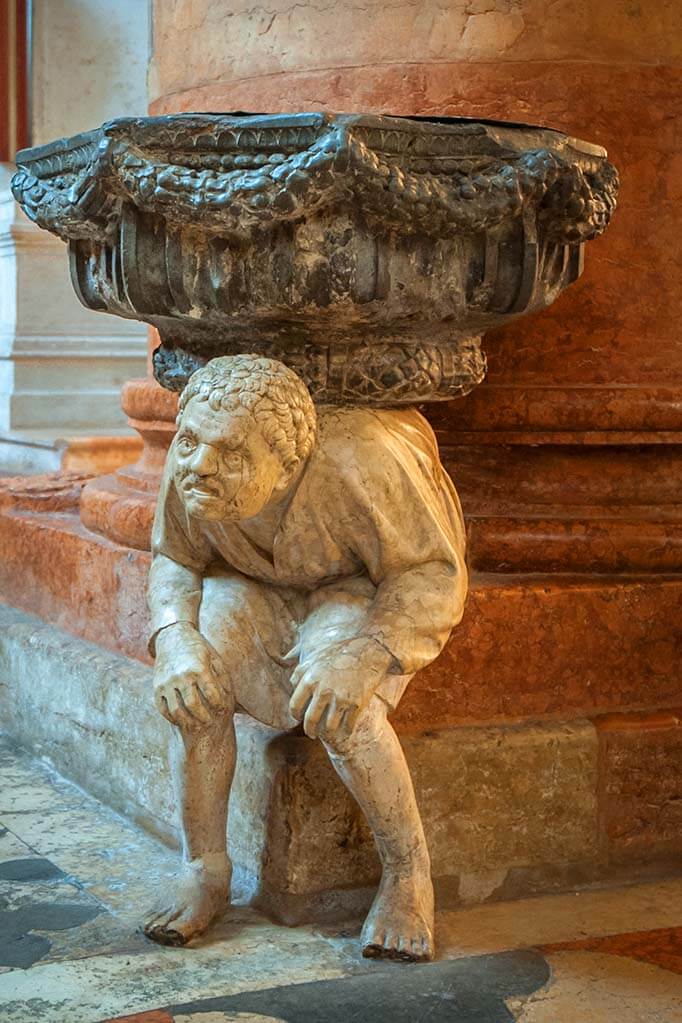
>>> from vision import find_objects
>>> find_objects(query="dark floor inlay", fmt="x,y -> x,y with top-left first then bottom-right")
170,950 -> 550,1023
0,902 -> 103,968
0,857 -> 66,882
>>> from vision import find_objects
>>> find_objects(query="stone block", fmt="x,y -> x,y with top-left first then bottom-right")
399,574 -> 682,730
253,718 -> 600,920
0,603 -> 602,922
0,603 -> 174,844
597,713 -> 682,864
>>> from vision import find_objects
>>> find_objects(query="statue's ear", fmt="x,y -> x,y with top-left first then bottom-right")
273,457 -> 299,492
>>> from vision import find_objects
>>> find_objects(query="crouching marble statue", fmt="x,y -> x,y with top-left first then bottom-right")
145,353 -> 467,961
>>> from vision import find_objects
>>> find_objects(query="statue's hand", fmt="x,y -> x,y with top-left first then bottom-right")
288,637 -> 393,742
153,622 -> 231,728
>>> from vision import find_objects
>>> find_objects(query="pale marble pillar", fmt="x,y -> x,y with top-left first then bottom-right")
0,0 -> 149,473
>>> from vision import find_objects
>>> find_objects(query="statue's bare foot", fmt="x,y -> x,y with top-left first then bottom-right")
361,863 -> 435,962
143,857 -> 231,946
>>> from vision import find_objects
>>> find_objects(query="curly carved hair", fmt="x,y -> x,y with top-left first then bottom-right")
178,355 -> 317,471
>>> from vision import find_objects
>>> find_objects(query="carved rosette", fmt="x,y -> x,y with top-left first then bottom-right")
12,113 -> 618,405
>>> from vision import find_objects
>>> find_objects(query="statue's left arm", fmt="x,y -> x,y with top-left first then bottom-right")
351,556 -> 466,676
289,556 -> 465,738
289,411 -> 467,737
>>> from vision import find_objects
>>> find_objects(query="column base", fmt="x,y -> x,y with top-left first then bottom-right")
4,602 -> 678,924
0,488 -> 679,719
78,470 -> 157,551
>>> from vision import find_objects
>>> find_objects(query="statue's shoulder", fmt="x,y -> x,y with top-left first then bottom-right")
307,407 -> 441,505
313,406 -> 392,462
317,404 -> 378,438
315,405 -> 436,458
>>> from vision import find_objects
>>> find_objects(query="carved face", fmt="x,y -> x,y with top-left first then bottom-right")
172,398 -> 289,522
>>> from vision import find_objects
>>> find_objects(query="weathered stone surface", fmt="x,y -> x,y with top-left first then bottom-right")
597,713 -> 682,865
259,718 -> 600,908
148,0 -> 682,102
0,603 -> 602,921
0,604 -> 174,844
0,472 -> 93,513
402,576 -> 682,731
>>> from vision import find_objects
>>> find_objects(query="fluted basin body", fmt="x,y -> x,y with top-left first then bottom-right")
12,112 -> 617,404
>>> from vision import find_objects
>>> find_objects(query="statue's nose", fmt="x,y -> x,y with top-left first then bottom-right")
189,443 -> 219,475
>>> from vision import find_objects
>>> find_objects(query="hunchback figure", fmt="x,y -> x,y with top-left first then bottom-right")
146,353 -> 467,961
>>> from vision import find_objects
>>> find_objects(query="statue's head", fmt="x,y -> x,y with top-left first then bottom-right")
173,355 -> 317,522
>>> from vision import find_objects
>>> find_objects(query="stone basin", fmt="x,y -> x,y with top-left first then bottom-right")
12,112 -> 617,404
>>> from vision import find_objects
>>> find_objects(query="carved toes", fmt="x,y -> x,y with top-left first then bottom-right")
361,926 -> 433,963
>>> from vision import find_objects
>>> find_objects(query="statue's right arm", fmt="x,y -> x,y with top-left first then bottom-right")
147,553 -> 231,726
147,552 -> 204,657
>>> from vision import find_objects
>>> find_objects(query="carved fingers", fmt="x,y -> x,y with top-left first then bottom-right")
153,626 -> 234,730
287,668 -> 314,723
155,671 -> 231,729
289,665 -> 364,743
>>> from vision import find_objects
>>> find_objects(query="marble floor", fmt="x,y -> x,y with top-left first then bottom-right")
0,737 -> 681,1023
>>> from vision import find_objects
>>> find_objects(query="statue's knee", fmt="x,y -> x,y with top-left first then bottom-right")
322,699 -> 387,757
175,703 -> 234,738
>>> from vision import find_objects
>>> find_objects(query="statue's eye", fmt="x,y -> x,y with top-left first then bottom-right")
223,451 -> 243,472
177,436 -> 196,454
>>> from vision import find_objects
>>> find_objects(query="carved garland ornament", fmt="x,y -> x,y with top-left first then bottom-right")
12,124 -> 617,245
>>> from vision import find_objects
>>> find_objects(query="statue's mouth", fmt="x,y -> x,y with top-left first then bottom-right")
182,480 -> 222,501
188,486 -> 219,498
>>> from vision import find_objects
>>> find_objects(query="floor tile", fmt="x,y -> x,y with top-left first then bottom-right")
508,951 -> 682,1022
437,878 -> 682,958
167,951 -> 550,1023
0,828 -> 39,861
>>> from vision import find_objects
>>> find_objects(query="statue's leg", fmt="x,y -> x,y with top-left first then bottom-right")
145,569 -> 298,946
145,715 -> 236,945
323,698 -> 434,962
299,580 -> 434,962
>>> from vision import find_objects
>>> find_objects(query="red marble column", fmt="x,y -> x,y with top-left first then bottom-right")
0,0 -> 29,162
140,0 -> 682,869
65,1 -> 682,566
146,0 -> 682,569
